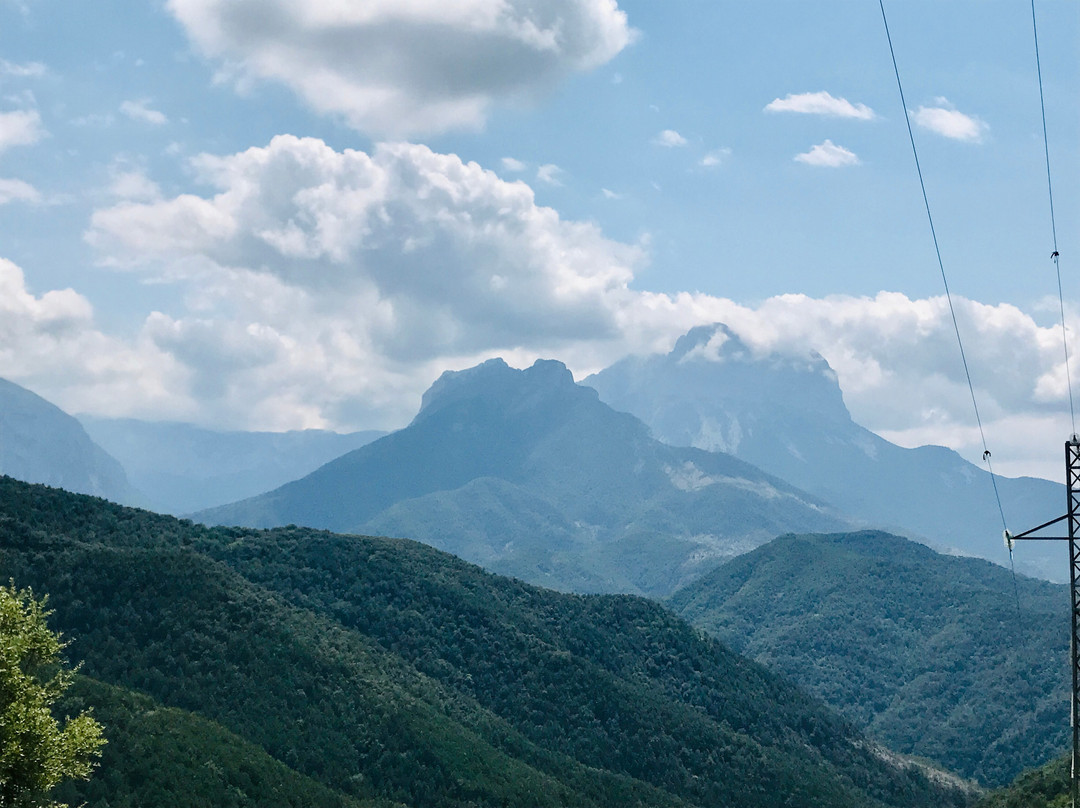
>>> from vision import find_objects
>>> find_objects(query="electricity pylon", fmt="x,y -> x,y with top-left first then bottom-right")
1006,436 -> 1080,808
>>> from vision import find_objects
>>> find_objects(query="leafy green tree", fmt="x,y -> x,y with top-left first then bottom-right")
0,583 -> 104,807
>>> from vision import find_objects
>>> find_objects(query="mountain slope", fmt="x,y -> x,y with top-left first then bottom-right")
0,377 -> 139,505
668,530 -> 1068,787
55,678 -> 391,808
80,417 -> 385,514
1,476 -> 974,808
585,324 -> 1064,579
196,358 -> 848,597
974,755 -> 1069,808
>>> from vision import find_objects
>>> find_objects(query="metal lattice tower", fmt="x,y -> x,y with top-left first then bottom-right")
1007,437 -> 1080,808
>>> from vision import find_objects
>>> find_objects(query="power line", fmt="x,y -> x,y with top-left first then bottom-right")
1030,0 -> 1076,436
877,0 -> 1008,537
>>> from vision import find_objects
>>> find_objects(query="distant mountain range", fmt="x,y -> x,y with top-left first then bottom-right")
668,529 -> 1068,787
586,324 -> 1065,580
80,417 -> 384,514
196,358 -> 849,597
2,476 -> 973,808
0,377 -> 140,505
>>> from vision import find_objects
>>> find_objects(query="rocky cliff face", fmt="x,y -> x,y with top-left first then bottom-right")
585,323 -> 1064,579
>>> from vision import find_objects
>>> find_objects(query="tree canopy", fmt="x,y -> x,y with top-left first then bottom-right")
0,582 -> 105,808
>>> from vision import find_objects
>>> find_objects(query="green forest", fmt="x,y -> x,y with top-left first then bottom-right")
0,475 -> 977,808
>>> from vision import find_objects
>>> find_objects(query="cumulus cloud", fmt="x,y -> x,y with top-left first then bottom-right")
501,156 -> 527,172
611,290 -> 1076,480
77,136 -> 1075,477
0,178 -> 39,204
765,91 -> 875,120
0,109 -> 45,152
654,129 -> 687,147
167,0 -> 635,135
85,136 -> 644,426
911,98 -> 988,142
120,99 -> 168,125
794,139 -> 859,167
0,257 -> 185,420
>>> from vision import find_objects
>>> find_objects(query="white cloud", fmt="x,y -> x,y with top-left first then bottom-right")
654,129 -> 687,147
501,156 -> 527,172
911,98 -> 988,142
601,188 -> 622,199
0,257 -> 185,420
75,136 -> 1077,478
794,139 -> 859,167
536,163 -> 564,185
700,148 -> 731,168
0,59 -> 46,78
639,291 -> 1075,480
0,178 -> 39,204
120,99 -> 168,125
765,91 -> 875,120
84,136 -> 643,427
0,109 -> 45,152
167,0 -> 635,136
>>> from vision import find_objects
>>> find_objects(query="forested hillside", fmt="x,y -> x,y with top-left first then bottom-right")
974,755 -> 1069,808
54,678 -> 392,808
0,476 -> 974,808
668,530 -> 1068,786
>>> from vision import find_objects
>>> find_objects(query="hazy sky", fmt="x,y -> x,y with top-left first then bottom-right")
1,0 -> 1078,481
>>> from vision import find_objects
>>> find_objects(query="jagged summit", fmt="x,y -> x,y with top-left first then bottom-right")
586,325 -> 1064,578
413,358 -> 592,426
196,354 -> 845,596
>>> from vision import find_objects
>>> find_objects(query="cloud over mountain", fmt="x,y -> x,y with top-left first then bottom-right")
167,0 -> 635,135
21,134 -> 1069,480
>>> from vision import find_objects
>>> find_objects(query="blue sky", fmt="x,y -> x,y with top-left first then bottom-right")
0,0 -> 1077,480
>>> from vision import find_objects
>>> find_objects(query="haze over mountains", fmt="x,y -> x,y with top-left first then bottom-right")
0,377 -> 140,506
1,332 -> 1073,804
196,358 -> 848,596
586,324 -> 1066,580
80,417 -> 384,514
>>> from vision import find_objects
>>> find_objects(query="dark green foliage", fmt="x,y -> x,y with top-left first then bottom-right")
975,755 -> 1069,808
53,677 -> 388,808
668,530 -> 1069,786
0,476 -> 977,807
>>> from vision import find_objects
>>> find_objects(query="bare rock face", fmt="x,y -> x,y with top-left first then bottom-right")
585,323 -> 1064,579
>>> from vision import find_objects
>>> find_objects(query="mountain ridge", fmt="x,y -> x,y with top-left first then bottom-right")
0,377 -> 140,506
195,357 -> 849,596
667,529 -> 1068,786
585,323 -> 1064,579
